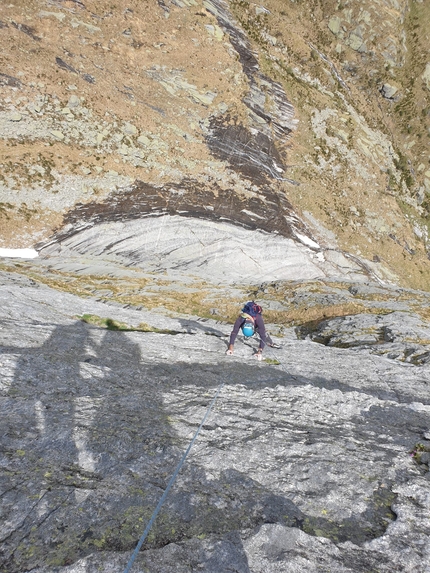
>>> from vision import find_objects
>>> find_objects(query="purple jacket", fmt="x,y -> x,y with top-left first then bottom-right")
229,314 -> 272,350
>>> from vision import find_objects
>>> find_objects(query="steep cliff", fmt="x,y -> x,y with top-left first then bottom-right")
1,0 -> 430,289
1,3 -> 430,572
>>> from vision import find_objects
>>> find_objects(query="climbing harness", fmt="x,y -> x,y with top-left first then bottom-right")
122,381 -> 225,573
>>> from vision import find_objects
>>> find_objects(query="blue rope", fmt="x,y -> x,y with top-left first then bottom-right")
123,382 -> 225,573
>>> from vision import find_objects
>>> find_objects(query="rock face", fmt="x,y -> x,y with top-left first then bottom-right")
38,216 -> 327,284
1,1 -> 430,570
1,0 -> 430,290
297,310 -> 430,365
1,270 -> 430,573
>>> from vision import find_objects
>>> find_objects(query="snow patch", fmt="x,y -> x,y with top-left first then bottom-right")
0,248 -> 39,259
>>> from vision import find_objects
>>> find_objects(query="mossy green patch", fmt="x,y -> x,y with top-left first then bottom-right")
77,314 -> 181,335
263,357 -> 281,365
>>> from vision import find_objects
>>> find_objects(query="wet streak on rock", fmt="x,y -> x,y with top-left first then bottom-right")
205,0 -> 295,140
46,178 -> 308,244
207,116 -> 287,182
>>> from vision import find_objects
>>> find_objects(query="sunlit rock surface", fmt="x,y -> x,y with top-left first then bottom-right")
1,0 -> 430,571
1,270 -> 430,572
38,214 -> 365,284
1,0 -> 430,290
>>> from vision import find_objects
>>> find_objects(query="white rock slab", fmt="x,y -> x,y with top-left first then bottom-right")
41,216 -> 337,284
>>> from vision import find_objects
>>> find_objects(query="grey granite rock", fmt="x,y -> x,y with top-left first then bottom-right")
1,270 -> 430,572
297,310 -> 430,365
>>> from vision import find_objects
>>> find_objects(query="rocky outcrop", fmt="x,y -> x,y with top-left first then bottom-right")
1,0 -> 430,290
204,0 -> 297,141
41,177 -> 304,241
37,216 -> 326,284
1,269 -> 430,572
297,310 -> 430,365
2,2 -> 430,571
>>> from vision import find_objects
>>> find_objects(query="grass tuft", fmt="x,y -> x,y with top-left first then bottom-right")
77,314 -> 181,335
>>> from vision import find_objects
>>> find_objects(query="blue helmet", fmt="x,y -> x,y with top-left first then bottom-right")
241,321 -> 255,338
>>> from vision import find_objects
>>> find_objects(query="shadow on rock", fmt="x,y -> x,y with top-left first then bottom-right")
0,321 -> 407,571
177,317 -> 227,339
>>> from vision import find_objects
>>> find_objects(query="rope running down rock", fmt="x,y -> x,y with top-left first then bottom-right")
123,381 -> 225,573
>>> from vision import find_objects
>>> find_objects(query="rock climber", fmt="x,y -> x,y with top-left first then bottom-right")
226,301 -> 279,360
